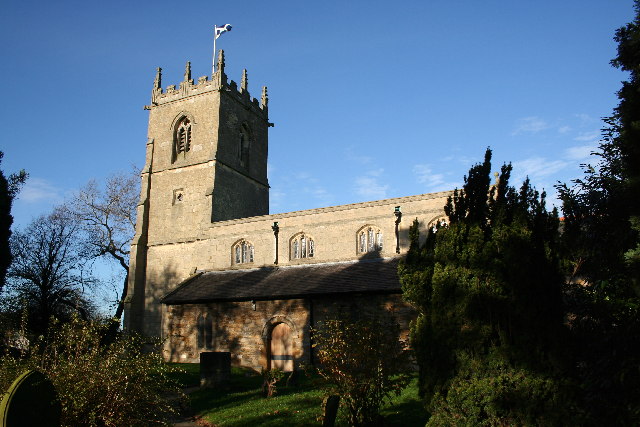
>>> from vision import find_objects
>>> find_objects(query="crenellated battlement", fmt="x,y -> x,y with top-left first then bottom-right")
145,50 -> 268,119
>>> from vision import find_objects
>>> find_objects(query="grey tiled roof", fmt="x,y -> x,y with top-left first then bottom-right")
161,257 -> 402,304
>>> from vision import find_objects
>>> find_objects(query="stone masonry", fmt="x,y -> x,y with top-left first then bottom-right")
124,51 -> 450,371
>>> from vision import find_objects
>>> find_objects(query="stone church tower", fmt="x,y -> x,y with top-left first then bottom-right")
125,48 -> 449,364
125,51 -> 272,334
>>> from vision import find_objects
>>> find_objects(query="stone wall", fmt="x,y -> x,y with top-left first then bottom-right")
124,54 -> 450,341
163,293 -> 416,370
139,192 -> 448,337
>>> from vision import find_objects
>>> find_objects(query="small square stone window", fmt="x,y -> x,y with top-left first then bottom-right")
173,188 -> 185,205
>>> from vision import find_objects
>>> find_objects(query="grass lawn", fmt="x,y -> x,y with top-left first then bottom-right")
168,364 -> 428,426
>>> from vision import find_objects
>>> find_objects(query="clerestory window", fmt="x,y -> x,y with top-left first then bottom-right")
428,217 -> 448,233
233,240 -> 254,264
357,226 -> 383,254
291,233 -> 314,260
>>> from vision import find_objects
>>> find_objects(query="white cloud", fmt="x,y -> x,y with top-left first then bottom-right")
344,146 -> 373,165
574,113 -> 594,125
354,170 -> 389,200
17,178 -> 62,203
513,157 -> 568,181
413,164 -> 443,185
564,143 -> 598,161
269,188 -> 286,210
558,125 -> 571,134
305,184 -> 334,206
573,130 -> 600,142
270,164 -> 337,212
412,164 -> 459,192
511,116 -> 550,135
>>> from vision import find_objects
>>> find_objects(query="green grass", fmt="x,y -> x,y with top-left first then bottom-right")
169,364 -> 428,426
167,362 -> 201,388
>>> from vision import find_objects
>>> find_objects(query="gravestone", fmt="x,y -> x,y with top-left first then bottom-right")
0,370 -> 61,427
322,395 -> 340,427
200,352 -> 231,388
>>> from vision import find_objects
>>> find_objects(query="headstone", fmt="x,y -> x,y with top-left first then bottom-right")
200,352 -> 231,388
0,370 -> 61,427
285,369 -> 299,387
322,395 -> 340,427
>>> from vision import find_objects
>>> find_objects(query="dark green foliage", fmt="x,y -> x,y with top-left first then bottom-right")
0,318 -> 182,426
0,370 -> 61,427
400,149 -> 569,425
312,312 -> 411,427
555,3 -> 640,423
0,151 -> 26,292
426,364 -> 580,427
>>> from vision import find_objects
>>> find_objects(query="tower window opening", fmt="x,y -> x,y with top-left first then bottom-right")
239,123 -> 251,168
173,117 -> 192,161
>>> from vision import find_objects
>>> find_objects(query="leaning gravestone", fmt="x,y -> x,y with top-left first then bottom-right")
200,352 -> 231,388
0,370 -> 61,427
322,395 -> 340,427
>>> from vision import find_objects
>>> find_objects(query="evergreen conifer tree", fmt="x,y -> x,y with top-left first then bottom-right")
0,152 -> 26,291
556,2 -> 640,423
400,149 -> 574,425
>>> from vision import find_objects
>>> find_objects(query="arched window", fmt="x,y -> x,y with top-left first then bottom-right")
238,123 -> 251,168
357,226 -> 383,254
173,116 -> 192,161
428,216 -> 448,233
197,314 -> 213,350
233,240 -> 254,264
291,233 -> 314,260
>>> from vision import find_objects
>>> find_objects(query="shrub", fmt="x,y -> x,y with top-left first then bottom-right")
261,367 -> 284,397
0,317 -> 183,426
312,312 -> 411,427
427,365 -> 582,427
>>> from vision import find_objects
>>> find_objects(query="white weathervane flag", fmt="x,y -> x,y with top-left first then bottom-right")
215,24 -> 232,39
213,24 -> 232,74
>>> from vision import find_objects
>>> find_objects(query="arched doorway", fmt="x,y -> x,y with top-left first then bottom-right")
270,322 -> 294,371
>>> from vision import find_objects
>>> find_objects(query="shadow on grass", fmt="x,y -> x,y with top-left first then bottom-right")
169,364 -> 429,426
381,399 -> 430,426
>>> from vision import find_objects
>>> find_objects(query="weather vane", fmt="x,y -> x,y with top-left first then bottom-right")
213,24 -> 232,75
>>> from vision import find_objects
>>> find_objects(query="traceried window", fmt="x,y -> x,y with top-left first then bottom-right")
428,217 -> 448,233
233,240 -> 254,264
291,233 -> 314,260
197,314 -> 213,350
357,226 -> 383,254
173,117 -> 192,161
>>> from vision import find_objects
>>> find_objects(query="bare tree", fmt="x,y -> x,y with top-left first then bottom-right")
70,170 -> 138,333
6,208 -> 96,335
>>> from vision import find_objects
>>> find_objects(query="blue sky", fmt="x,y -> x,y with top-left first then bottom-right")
1,0 -> 635,229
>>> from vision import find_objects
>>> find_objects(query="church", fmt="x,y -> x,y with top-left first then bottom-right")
123,50 -> 450,370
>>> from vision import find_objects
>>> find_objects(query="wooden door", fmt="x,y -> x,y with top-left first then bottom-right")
270,323 -> 294,371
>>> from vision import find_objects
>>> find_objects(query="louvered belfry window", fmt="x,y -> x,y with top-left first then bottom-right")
174,117 -> 191,160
